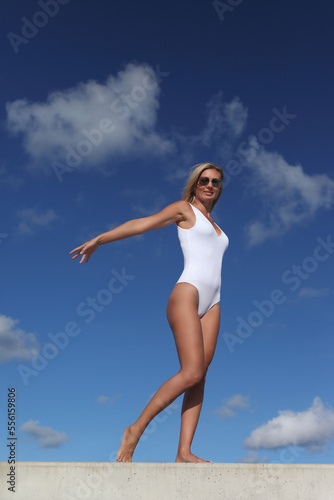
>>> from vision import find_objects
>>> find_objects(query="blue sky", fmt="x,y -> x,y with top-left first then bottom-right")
1,0 -> 334,465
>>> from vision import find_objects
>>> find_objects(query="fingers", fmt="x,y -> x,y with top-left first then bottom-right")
70,241 -> 95,264
69,245 -> 83,255
70,247 -> 85,261
71,250 -> 82,261
79,250 -> 91,264
70,244 -> 87,262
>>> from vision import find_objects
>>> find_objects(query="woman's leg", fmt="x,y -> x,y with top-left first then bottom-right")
175,303 -> 220,462
116,283 -> 205,463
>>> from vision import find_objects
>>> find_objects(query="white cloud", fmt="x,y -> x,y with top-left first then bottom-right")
244,397 -> 334,452
240,138 -> 334,246
8,65 -> 332,249
298,287 -> 330,298
96,394 -> 121,405
17,208 -> 57,235
20,420 -> 70,448
0,314 -> 39,364
6,63 -> 173,172
5,62 -> 249,182
214,394 -> 250,419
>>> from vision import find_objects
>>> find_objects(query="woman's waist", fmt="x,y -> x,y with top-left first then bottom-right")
177,270 -> 221,288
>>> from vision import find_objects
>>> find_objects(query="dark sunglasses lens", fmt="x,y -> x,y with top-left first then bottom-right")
198,177 -> 222,187
199,177 -> 209,185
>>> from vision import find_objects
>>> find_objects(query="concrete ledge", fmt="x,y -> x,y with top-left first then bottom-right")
1,462 -> 334,500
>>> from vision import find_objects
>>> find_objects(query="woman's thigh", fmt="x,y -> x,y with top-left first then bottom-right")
166,283 -> 204,373
200,303 -> 221,371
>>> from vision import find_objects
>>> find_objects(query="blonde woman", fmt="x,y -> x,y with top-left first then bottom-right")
70,162 -> 229,463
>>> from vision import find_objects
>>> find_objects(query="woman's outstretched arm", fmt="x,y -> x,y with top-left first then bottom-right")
70,200 -> 191,264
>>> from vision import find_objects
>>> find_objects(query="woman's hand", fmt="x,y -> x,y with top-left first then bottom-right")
69,237 -> 100,264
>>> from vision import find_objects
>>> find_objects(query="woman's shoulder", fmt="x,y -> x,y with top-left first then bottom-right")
171,200 -> 194,217
174,199 -> 191,210
163,199 -> 191,214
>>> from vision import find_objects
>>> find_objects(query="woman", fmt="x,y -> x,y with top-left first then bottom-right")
70,162 -> 229,463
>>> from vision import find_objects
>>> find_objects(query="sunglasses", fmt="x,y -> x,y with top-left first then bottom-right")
198,176 -> 222,188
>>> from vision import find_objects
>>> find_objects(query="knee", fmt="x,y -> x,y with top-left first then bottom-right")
181,368 -> 205,388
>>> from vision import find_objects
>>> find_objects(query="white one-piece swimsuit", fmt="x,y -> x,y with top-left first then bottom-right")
176,203 -> 229,317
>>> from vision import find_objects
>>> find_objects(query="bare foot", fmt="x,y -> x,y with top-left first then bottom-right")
175,451 -> 210,463
116,425 -> 140,463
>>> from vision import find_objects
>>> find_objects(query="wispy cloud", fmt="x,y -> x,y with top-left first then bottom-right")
170,93 -> 248,168
201,94 -> 248,147
214,394 -> 250,419
244,397 -> 334,452
96,394 -> 121,405
298,287 -> 330,299
0,164 -> 25,190
238,451 -> 269,463
20,420 -> 70,448
240,138 -> 334,246
0,314 -> 39,364
126,189 -> 167,216
17,208 -> 57,235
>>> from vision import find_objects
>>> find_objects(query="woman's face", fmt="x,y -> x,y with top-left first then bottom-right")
195,169 -> 222,204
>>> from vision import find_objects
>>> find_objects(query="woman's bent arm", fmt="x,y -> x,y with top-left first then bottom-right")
70,200 -> 190,264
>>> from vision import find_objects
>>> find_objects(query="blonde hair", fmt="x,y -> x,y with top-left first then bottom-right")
182,162 -> 224,210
